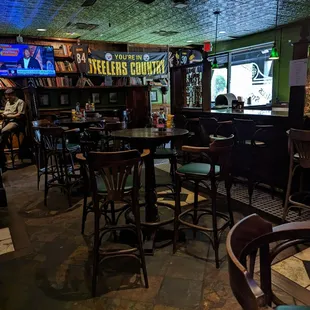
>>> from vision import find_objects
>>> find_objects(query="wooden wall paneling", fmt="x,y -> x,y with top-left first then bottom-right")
288,20 -> 310,129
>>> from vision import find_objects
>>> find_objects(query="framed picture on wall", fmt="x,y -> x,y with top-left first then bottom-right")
38,93 -> 50,107
92,93 -> 100,104
150,90 -> 158,102
109,92 -> 117,103
60,93 -> 70,106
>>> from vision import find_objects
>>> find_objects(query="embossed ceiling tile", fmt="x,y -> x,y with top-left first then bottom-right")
0,0 -> 309,45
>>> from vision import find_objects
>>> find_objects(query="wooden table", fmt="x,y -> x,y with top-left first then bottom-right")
56,117 -> 104,129
112,128 -> 189,254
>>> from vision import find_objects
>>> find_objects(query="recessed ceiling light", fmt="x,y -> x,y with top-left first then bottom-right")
187,40 -> 193,43
219,31 -> 226,34
37,28 -> 47,32
66,32 -> 75,35
100,34 -> 104,37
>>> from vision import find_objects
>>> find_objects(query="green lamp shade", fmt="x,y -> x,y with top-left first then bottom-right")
269,46 -> 280,60
212,57 -> 219,69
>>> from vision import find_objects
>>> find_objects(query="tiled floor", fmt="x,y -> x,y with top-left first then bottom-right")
0,227 -> 14,255
0,163 -> 308,309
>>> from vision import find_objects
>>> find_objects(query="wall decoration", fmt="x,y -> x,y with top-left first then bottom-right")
60,93 -> 70,106
109,92 -> 117,103
92,92 -> 100,104
88,51 -> 168,77
150,90 -> 158,102
38,93 -> 50,107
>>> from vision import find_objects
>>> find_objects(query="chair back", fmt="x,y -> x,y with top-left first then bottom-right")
233,118 -> 256,142
88,150 -> 141,203
209,135 -> 234,176
289,129 -> 310,168
38,126 -> 65,152
105,122 -> 123,134
173,114 -> 187,129
227,214 -> 310,309
199,117 -> 218,145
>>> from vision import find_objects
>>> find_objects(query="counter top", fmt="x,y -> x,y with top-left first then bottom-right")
210,108 -> 288,117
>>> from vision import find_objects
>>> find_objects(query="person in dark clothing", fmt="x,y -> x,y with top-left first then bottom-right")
0,89 -> 25,170
17,48 -> 41,69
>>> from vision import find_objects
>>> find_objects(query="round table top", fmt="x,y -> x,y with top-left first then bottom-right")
76,149 -> 150,161
111,128 -> 189,140
57,117 -> 104,126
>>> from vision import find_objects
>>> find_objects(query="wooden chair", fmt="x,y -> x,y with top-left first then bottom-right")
88,150 -> 148,296
227,213 -> 310,309
283,129 -> 310,220
173,135 -> 235,268
39,126 -> 81,208
32,119 -> 54,189
233,119 -> 274,205
199,117 -> 219,145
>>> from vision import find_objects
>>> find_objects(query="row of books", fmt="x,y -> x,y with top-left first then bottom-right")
76,77 -> 94,87
0,78 -> 16,88
28,77 -> 73,88
54,44 -> 72,57
55,61 -> 78,73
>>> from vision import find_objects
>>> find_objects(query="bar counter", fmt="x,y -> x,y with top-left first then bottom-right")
182,106 -> 289,129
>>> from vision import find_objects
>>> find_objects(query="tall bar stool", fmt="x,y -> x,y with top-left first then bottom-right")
173,135 -> 235,268
32,119 -> 54,190
199,117 -> 219,146
39,126 -> 81,208
233,119 -> 273,205
88,150 -> 148,296
283,129 -> 310,221
4,129 -> 24,168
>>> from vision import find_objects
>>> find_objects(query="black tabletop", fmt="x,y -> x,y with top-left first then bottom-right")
57,117 -> 104,126
112,128 -> 189,140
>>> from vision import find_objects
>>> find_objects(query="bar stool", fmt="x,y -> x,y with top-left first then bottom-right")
283,129 -> 310,220
32,119 -> 54,190
39,126 -> 81,208
88,150 -> 148,296
173,135 -> 235,268
233,119 -> 273,205
4,129 -> 23,169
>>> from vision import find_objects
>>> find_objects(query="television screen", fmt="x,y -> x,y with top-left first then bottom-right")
0,44 -> 56,77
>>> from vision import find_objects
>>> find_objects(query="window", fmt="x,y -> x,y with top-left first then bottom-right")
209,44 -> 274,105
209,54 -> 228,102
230,46 -> 273,105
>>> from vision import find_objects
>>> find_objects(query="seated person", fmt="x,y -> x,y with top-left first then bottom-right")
0,88 -> 26,170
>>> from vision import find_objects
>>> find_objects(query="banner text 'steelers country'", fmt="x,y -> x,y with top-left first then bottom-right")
88,51 -> 168,77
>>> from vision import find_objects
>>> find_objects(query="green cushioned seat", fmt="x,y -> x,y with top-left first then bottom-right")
154,148 -> 177,158
57,143 -> 80,153
276,306 -> 310,309
96,174 -> 133,193
177,163 -> 220,176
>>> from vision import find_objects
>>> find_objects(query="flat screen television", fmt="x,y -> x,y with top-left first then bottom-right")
0,44 -> 56,77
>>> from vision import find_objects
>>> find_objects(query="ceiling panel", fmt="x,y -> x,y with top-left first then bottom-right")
0,0 -> 309,46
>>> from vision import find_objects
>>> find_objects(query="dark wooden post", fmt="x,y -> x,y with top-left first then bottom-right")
202,52 -> 211,112
288,21 -> 310,129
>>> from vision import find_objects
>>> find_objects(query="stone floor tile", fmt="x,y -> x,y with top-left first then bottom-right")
156,277 -> 202,308
106,276 -> 163,303
165,255 -> 206,281
0,227 -> 11,241
153,305 -> 179,310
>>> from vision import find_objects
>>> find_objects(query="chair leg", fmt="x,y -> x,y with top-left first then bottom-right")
248,175 -> 254,206
211,178 -> 220,269
283,159 -> 294,221
135,220 -> 148,288
225,178 -> 234,228
44,155 -> 49,206
173,175 -> 181,254
81,193 -> 88,234
193,181 -> 199,239
92,211 -> 100,297
170,155 -> 177,189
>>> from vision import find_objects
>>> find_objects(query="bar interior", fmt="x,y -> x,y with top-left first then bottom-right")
0,0 -> 310,309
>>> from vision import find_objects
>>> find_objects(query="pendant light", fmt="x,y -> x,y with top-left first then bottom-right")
212,11 -> 220,69
270,0 -> 280,60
